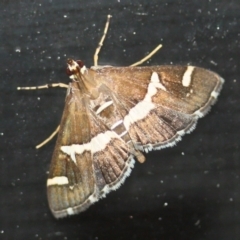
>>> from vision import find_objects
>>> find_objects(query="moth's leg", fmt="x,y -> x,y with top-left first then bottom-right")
93,15 -> 112,66
130,44 -> 162,67
17,83 -> 68,90
36,125 -> 60,149
135,150 -> 146,163
130,145 -> 146,163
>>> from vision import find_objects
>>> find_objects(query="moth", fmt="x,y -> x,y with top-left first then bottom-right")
18,15 -> 224,218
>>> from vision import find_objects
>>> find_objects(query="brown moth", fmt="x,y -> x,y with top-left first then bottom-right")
18,15 -> 224,218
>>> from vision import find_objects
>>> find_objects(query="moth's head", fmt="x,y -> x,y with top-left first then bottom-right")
66,59 -> 87,79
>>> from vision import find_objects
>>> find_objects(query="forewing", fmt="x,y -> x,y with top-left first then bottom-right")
47,82 -> 134,218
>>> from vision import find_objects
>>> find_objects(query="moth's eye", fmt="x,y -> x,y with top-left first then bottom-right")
66,59 -> 83,76
66,67 -> 72,76
76,60 -> 84,68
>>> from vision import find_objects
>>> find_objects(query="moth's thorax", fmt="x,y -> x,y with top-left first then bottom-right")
66,59 -> 100,99
66,61 -> 128,138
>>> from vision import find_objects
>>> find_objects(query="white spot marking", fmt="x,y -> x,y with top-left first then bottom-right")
66,207 -> 74,215
124,72 -> 165,130
47,176 -> 69,186
61,131 -> 120,163
177,129 -> 186,136
96,100 -> 113,114
88,195 -> 97,203
194,109 -> 204,118
211,91 -> 219,98
182,66 -> 194,87
111,120 -> 123,130
124,101 -> 154,131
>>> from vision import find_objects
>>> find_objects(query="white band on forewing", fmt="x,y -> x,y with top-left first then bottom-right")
47,176 -> 69,186
61,131 -> 120,163
124,72 -> 165,130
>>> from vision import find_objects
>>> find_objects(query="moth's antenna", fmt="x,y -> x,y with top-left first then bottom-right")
93,15 -> 112,66
130,44 -> 162,66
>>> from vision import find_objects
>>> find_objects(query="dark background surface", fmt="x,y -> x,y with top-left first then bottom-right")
1,0 -> 239,239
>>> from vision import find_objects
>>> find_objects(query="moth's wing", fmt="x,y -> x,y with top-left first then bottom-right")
47,83 -> 134,218
96,65 -> 224,151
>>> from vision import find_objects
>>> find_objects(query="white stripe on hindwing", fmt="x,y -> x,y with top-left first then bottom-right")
110,120 -> 123,130
60,72 -> 165,163
123,72 -> 166,130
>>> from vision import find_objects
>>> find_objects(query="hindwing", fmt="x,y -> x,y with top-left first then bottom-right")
93,65 -> 224,151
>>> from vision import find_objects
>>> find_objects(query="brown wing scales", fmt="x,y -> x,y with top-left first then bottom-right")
95,65 -> 223,150
48,65 -> 223,218
47,82 -> 134,218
